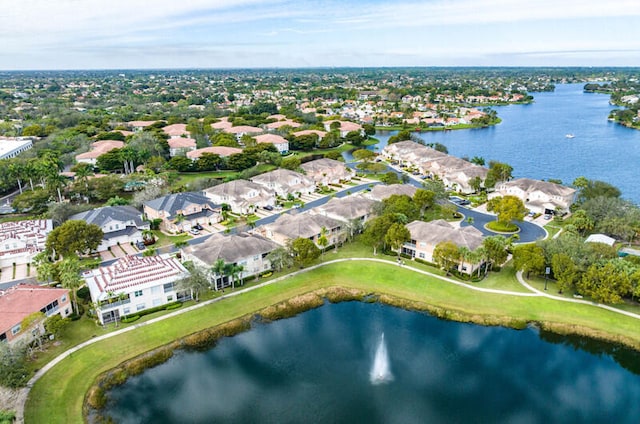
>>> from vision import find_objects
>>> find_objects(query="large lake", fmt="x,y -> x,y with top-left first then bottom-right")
373,83 -> 640,203
103,302 -> 640,423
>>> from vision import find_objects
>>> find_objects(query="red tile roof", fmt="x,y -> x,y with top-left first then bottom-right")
0,284 -> 69,336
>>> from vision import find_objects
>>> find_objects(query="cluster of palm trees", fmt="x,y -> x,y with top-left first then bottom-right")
210,258 -> 245,290
6,153 -> 67,202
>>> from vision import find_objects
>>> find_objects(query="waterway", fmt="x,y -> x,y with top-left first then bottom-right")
103,302 -> 640,423
371,84 -> 640,203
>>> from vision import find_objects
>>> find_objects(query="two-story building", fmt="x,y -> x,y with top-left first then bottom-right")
314,194 -> 377,225
203,180 -> 276,215
168,137 -> 197,157
401,220 -> 484,275
143,192 -> 222,233
253,134 -> 289,154
69,206 -> 149,251
0,284 -> 71,345
300,158 -> 354,186
259,212 -> 343,248
0,220 -> 52,268
489,178 -> 576,215
365,184 -> 417,202
181,232 -> 279,290
250,169 -> 316,198
83,254 -> 190,325
75,140 -> 124,166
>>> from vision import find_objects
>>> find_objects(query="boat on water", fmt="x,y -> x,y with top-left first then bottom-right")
565,134 -> 575,139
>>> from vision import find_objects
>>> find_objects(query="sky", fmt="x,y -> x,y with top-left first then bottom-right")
2,0 -> 640,70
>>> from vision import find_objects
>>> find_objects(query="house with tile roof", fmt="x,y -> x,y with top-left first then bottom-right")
162,123 -> 190,138
489,178 -> 576,215
300,158 -> 354,186
75,140 -> 125,166
322,120 -> 364,137
224,125 -> 263,140
211,117 -> 233,130
365,184 -> 417,202
253,133 -> 289,154
0,284 -> 71,345
69,206 -> 149,251
186,146 -> 242,160
143,192 -> 222,233
0,219 -> 52,268
202,179 -> 275,214
250,169 -> 315,198
401,220 -> 485,275
167,137 -> 197,157
182,232 -> 279,290
314,194 -> 377,224
127,120 -> 157,132
83,254 -> 189,324
292,129 -> 327,139
259,211 -> 343,248
265,119 -> 301,130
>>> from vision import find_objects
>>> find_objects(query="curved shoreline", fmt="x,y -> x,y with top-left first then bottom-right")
20,258 -> 640,423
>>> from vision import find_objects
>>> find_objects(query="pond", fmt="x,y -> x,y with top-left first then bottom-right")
102,301 -> 640,423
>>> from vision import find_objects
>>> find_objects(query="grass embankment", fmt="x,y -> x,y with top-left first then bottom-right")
25,259 -> 640,424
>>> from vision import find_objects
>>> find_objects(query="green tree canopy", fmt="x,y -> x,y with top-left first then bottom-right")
487,195 -> 526,225
46,220 -> 103,258
290,238 -> 321,268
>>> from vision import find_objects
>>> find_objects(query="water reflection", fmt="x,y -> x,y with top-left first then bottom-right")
104,302 -> 640,423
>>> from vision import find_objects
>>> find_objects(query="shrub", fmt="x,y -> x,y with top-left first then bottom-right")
76,286 -> 91,302
121,315 -> 140,324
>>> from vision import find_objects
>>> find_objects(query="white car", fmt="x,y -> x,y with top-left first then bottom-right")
189,228 -> 200,235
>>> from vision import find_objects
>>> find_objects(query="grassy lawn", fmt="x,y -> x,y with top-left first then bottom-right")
544,223 -> 563,238
25,256 -> 640,423
151,230 -> 191,247
172,170 -> 238,190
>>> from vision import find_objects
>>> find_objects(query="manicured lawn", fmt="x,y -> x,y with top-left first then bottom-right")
25,256 -> 640,424
151,230 -> 191,247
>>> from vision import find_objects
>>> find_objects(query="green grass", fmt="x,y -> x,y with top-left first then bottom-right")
23,240 -> 640,423
151,230 -> 191,247
486,221 -> 519,233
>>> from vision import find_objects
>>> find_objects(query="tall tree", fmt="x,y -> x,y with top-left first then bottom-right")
513,244 -> 546,278
433,241 -> 461,275
385,223 -> 411,259
45,220 -> 104,258
551,253 -> 579,294
487,195 -> 527,226
482,236 -> 508,272
290,238 -> 321,268
58,257 -> 83,315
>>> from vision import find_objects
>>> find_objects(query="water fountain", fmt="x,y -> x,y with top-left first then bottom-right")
370,333 -> 393,385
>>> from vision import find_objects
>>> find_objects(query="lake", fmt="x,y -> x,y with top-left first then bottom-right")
372,84 -> 640,203
102,301 -> 640,423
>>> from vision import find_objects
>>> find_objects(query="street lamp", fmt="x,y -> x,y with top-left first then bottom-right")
544,266 -> 550,291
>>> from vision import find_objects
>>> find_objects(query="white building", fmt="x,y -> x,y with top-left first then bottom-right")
83,254 -> 190,325
0,220 -> 52,268
0,137 -> 33,160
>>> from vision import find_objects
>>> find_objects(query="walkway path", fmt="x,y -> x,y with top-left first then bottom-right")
515,270 -> 640,320
14,258 -> 640,422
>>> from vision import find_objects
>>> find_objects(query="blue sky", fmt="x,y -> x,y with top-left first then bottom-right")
2,0 -> 640,70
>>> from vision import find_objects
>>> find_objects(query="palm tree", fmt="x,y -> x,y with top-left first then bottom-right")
211,258 -> 227,290
232,264 -> 245,286
141,229 -> 155,245
318,226 -> 329,258
58,257 -> 83,315
225,263 -> 236,289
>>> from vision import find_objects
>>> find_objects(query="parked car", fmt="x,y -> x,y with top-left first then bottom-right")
189,228 -> 200,235
543,214 -> 552,220
264,205 -> 274,211
135,241 -> 146,250
194,223 -> 203,230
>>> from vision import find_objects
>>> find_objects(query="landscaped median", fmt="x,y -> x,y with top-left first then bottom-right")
25,259 -> 640,424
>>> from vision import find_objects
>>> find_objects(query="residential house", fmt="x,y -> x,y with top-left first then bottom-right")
366,184 -> 417,202
488,178 -> 576,215
162,123 -> 190,138
127,120 -> 156,132
168,137 -> 197,157
441,165 -> 488,194
224,125 -> 262,141
259,212 -> 343,248
143,192 -> 222,233
182,232 -> 279,290
253,133 -> 289,154
323,120 -> 364,137
0,284 -> 71,345
402,220 -> 484,275
203,179 -> 275,214
75,140 -> 124,166
300,158 -> 354,186
250,169 -> 315,198
0,220 -> 52,268
265,120 -> 301,130
69,206 -> 149,251
83,254 -> 190,325
585,234 -> 616,246
186,146 -> 242,160
211,117 -> 233,131
292,129 -> 327,139
314,194 -> 377,225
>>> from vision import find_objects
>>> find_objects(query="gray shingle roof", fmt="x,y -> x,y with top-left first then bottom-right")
184,232 -> 279,265
267,212 -> 342,240
406,220 -> 483,251
143,192 -> 221,219
70,205 -> 145,228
